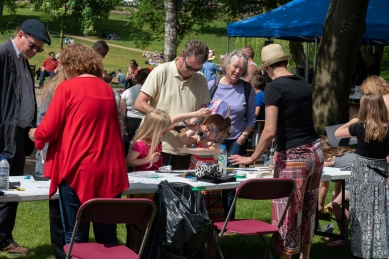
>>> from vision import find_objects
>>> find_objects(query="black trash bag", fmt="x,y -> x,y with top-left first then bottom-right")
142,180 -> 212,259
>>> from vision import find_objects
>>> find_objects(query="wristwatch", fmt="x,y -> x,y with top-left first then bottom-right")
241,133 -> 248,139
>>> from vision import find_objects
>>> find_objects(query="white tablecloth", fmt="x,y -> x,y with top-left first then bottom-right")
0,167 -> 350,203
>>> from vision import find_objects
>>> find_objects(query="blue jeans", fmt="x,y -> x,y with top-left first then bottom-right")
58,181 -> 120,244
222,139 -> 246,219
39,70 -> 55,86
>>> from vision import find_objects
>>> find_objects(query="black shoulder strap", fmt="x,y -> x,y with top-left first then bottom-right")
209,76 -> 221,99
243,81 -> 252,104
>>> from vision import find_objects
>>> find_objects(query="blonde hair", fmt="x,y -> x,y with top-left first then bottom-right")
41,69 -> 66,104
358,92 -> 388,142
360,75 -> 389,95
60,44 -> 103,77
131,109 -> 171,166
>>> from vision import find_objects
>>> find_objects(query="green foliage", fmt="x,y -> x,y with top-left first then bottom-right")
17,2 -> 26,8
31,0 -> 121,36
127,0 -> 219,50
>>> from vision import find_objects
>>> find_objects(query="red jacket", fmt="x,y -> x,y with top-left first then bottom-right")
35,76 -> 129,203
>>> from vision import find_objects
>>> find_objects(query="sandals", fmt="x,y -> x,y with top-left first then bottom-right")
324,204 -> 333,214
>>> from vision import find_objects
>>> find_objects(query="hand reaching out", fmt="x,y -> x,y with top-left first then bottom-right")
195,108 -> 211,118
28,128 -> 36,141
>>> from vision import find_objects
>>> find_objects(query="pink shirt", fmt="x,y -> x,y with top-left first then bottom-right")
131,140 -> 162,171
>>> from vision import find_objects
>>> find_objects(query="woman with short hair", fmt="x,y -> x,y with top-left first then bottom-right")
29,44 -> 129,244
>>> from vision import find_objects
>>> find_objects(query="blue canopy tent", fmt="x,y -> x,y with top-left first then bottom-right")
227,0 -> 389,43
227,0 -> 389,77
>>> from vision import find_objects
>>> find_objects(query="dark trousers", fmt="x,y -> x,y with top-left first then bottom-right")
162,152 -> 191,170
58,181 -> 119,244
221,139 -> 246,219
49,199 -> 66,259
39,70 -> 55,86
0,130 -> 25,245
126,117 -> 142,143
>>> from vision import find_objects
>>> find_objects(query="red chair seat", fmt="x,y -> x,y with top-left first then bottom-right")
64,243 -> 139,259
214,219 -> 279,235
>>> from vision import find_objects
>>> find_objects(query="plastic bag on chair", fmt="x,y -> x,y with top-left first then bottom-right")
142,180 -> 212,259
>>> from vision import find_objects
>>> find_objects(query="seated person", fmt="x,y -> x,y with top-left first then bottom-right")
39,51 -> 59,87
102,70 -> 113,84
319,135 -> 356,247
116,69 -> 126,86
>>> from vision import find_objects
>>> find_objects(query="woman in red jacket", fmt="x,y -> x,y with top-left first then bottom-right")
29,44 -> 129,244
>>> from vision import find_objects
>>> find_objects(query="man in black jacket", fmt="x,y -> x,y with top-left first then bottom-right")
0,19 -> 51,255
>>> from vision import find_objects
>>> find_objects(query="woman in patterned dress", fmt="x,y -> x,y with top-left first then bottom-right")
335,92 -> 389,259
230,44 -> 324,259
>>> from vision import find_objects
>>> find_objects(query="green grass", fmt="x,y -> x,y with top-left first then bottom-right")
1,181 -> 351,259
1,7 -> 238,76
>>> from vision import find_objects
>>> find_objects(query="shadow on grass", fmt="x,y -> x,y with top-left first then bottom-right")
215,232 -> 351,259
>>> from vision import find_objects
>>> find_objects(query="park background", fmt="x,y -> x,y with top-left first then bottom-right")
0,1 -> 375,258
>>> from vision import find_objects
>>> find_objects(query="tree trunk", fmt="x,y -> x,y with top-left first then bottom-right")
163,0 -> 178,62
0,0 -> 4,17
60,17 -> 64,49
289,41 -> 306,68
312,0 -> 369,132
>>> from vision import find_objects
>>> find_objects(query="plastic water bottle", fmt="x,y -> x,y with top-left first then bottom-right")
218,145 -> 228,175
0,156 -> 9,191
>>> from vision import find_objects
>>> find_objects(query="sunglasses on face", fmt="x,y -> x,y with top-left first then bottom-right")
233,51 -> 248,60
183,57 -> 202,72
24,33 -> 44,53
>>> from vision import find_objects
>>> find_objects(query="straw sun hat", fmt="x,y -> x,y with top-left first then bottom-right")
258,44 -> 292,70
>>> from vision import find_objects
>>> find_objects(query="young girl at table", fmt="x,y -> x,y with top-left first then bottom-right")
126,108 -> 210,171
335,92 -> 389,259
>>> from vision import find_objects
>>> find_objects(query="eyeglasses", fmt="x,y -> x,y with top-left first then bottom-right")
233,51 -> 248,60
24,33 -> 44,52
183,57 -> 202,72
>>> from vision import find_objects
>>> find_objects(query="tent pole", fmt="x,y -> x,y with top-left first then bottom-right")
227,37 -> 230,54
305,42 -> 310,81
314,38 -> 318,72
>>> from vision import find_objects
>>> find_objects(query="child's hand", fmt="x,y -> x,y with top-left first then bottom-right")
195,108 -> 211,118
149,152 -> 160,163
175,145 -> 188,153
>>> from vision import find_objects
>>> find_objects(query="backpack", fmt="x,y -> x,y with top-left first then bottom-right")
209,76 -> 252,104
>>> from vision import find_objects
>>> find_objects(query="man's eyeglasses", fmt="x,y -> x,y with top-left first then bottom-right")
24,34 -> 44,53
233,51 -> 248,60
183,57 -> 202,72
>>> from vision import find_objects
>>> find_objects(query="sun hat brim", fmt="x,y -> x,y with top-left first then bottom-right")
258,54 -> 292,70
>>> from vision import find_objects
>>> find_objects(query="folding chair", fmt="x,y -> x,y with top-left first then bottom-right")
212,178 -> 296,259
64,198 -> 157,259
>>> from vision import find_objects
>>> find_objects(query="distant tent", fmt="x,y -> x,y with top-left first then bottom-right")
227,0 -> 389,45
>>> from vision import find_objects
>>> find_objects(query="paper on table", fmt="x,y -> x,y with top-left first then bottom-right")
129,172 -> 164,178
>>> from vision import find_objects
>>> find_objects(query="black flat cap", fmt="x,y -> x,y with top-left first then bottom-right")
21,19 -> 51,46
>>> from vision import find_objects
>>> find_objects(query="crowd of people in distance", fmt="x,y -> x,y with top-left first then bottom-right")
1,18 -> 389,259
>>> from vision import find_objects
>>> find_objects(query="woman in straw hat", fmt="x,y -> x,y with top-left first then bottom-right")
230,44 -> 323,259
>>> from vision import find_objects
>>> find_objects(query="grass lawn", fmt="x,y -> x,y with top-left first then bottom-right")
0,181 -> 351,259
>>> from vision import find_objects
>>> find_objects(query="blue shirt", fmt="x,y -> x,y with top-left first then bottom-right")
201,61 -> 222,82
117,72 -> 126,86
255,91 -> 265,120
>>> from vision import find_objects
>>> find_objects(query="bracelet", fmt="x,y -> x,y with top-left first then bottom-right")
241,133 -> 248,139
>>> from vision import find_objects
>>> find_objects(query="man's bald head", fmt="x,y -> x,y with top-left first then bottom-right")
92,40 -> 109,58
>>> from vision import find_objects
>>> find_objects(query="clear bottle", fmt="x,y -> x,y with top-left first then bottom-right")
218,145 -> 228,175
0,156 -> 9,191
